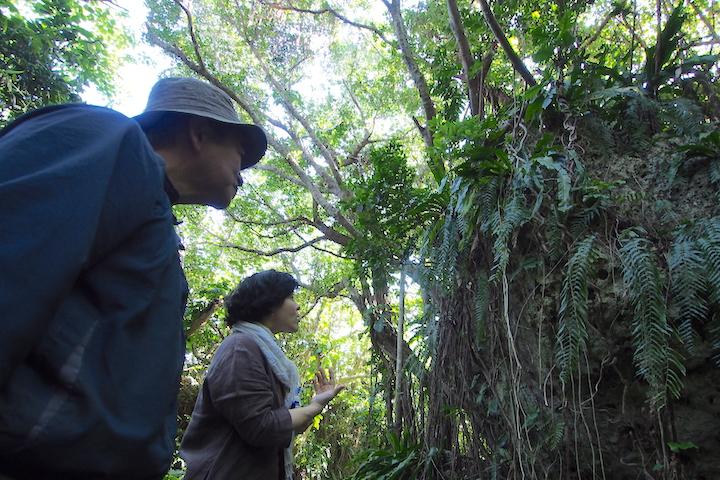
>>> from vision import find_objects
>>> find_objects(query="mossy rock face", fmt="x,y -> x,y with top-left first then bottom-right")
424,120 -> 720,478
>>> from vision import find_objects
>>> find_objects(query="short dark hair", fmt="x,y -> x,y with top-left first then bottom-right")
141,112 -> 236,150
224,270 -> 299,327
140,112 -> 192,150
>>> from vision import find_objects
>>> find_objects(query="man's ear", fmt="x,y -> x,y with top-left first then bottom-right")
187,117 -> 210,152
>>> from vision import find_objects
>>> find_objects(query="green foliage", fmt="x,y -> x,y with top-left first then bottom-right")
0,0 -> 128,126
556,235 -> 598,383
667,440 -> 699,453
696,218 -> 720,365
488,194 -> 529,281
619,230 -> 684,408
351,435 -> 437,480
679,130 -> 720,160
346,142 -> 428,273
474,269 -> 489,346
669,229 -> 707,351
643,5 -> 686,97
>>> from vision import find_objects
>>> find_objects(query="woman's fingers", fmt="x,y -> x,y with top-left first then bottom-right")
329,368 -> 336,384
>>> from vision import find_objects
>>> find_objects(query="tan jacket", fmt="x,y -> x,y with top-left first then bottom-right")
180,333 -> 293,480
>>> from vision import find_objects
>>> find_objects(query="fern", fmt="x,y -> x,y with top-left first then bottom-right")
619,231 -> 684,409
660,98 -> 706,137
436,208 -> 460,290
568,204 -> 602,238
669,230 -> 707,352
556,235 -> 598,384
546,418 -> 566,451
710,314 -> 720,367
710,162 -> 720,202
474,269 -> 489,346
478,177 -> 499,232
545,213 -> 565,264
698,217 -> 720,306
490,195 -> 528,281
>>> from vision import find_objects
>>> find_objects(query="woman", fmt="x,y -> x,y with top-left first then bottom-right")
180,270 -> 344,479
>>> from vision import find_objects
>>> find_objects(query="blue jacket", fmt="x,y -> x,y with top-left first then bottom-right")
0,105 -> 188,479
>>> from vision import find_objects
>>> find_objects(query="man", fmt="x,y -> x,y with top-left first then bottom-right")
0,77 -> 267,479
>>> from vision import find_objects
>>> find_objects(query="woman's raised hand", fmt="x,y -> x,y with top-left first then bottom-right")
310,367 -> 345,408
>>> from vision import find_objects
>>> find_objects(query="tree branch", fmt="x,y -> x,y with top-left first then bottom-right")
172,0 -> 207,73
690,0 -> 720,43
580,4 -> 623,50
220,236 -> 327,255
224,210 -> 311,227
479,43 -> 496,115
345,129 -> 373,165
384,0 -> 437,148
186,298 -> 222,337
475,0 -> 537,86
242,34 -> 345,183
256,0 -> 393,46
447,0 -> 482,115
254,164 -> 306,187
280,120 -> 349,199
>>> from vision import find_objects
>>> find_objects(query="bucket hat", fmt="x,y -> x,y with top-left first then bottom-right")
134,77 -> 267,169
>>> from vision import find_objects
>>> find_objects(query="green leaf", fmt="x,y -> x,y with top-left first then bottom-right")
667,441 -> 699,453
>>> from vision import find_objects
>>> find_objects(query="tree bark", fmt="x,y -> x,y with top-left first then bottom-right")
447,0 -> 482,116
475,0 -> 537,86
384,0 -> 437,147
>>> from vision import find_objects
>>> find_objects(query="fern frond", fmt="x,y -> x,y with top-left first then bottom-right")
556,235 -> 597,384
545,214 -> 565,264
709,162 -> 720,202
568,204 -> 602,238
436,208 -> 460,290
490,195 -> 528,281
661,98 -> 706,137
546,419 -> 566,451
478,178 -> 499,232
619,232 -> 684,409
669,231 -> 708,352
698,217 -> 720,305
474,269 -> 489,346
709,314 -> 720,367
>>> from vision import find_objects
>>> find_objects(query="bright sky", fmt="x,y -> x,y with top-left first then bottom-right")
81,0 -> 173,117
81,0 -> 391,117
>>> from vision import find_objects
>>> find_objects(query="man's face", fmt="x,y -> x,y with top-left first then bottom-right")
196,133 -> 245,209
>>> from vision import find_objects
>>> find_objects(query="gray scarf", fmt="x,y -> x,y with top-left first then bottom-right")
232,321 -> 300,480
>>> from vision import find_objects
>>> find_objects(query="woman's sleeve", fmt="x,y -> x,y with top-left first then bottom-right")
207,340 -> 294,448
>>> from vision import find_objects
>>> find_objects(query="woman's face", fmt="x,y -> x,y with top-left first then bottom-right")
264,295 -> 300,334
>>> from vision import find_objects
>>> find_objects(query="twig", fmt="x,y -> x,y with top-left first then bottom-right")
475,0 -> 537,86
690,0 -> 720,43
219,236 -> 327,255
384,0 -> 437,147
447,0 -> 482,115
172,0 -> 207,73
256,0 -> 393,46
254,164 -> 306,187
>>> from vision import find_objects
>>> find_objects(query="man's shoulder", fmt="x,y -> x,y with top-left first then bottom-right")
0,103 -> 141,141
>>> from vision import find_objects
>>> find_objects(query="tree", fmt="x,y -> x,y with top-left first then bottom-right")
0,0 -> 128,126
